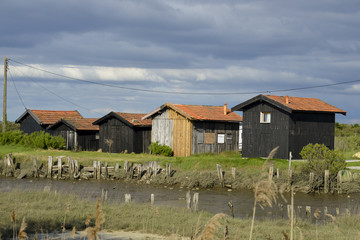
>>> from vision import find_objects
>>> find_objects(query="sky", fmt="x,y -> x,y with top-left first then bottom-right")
0,0 -> 359,123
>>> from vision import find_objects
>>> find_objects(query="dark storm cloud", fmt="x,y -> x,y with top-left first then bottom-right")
1,0 -> 360,123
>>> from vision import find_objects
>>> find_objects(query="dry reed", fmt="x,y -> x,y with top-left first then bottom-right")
195,213 -> 226,240
81,197 -> 105,240
18,217 -> 28,240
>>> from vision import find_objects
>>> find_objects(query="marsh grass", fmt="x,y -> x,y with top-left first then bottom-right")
1,191 -> 360,239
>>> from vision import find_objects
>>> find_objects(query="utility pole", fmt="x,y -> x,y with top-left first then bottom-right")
2,57 -> 7,133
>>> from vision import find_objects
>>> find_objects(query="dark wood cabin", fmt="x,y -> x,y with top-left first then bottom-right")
93,112 -> 152,153
231,94 -> 346,159
143,103 -> 243,157
15,109 -> 82,134
48,118 -> 99,151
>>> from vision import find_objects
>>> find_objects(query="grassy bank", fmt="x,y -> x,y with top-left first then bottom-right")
0,191 -> 359,239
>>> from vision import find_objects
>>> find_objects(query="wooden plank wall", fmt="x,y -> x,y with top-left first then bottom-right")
99,118 -> 134,153
169,109 -> 192,157
289,112 -> 335,159
192,122 -> 239,154
242,102 -> 290,159
19,114 -> 47,134
151,110 -> 174,148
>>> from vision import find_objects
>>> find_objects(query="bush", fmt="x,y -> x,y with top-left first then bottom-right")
300,143 -> 346,184
0,130 -> 65,150
148,142 -> 173,157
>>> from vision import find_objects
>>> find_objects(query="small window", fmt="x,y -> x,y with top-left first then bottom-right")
217,134 -> 225,144
95,133 -> 100,140
205,133 -> 215,144
260,112 -> 271,123
226,133 -> 232,145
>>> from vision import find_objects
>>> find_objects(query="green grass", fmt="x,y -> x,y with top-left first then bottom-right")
1,190 -> 360,239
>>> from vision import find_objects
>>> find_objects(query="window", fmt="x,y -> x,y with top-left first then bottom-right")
226,133 -> 232,145
217,134 -> 225,144
205,133 -> 215,144
260,112 -> 271,123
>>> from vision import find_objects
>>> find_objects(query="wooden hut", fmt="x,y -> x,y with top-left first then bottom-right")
231,94 -> 346,159
143,103 -> 243,157
48,118 -> 99,151
93,112 -> 152,153
15,109 -> 83,134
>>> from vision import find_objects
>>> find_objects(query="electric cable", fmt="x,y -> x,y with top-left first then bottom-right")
8,58 -> 360,95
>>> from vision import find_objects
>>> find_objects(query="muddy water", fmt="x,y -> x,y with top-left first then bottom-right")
1,177 -> 359,220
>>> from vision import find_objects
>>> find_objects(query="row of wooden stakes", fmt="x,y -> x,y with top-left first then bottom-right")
2,153 -> 173,180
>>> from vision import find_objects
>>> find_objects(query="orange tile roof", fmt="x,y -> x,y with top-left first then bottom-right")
265,95 -> 346,114
63,118 -> 99,131
170,103 -> 243,122
115,112 -> 152,126
30,110 -> 83,124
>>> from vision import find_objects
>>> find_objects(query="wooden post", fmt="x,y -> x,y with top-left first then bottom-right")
93,161 -> 97,179
287,204 -> 291,220
166,163 -> 171,177
115,163 -> 120,173
48,156 -> 53,178
2,57 -> 7,133
216,164 -> 224,187
324,170 -> 329,193
150,193 -> 154,206
337,171 -> 342,194
97,161 -> 101,180
305,206 -> 311,219
104,162 -> 109,179
74,160 -> 79,176
58,157 -> 62,178
192,193 -> 199,212
125,193 -> 132,203
309,172 -> 314,184
33,157 -> 39,178
228,201 -> 234,218
276,168 -> 279,179
68,156 -> 74,179
186,191 -> 191,209
231,167 -> 236,180
154,161 -> 158,175
336,208 -> 340,216
101,189 -> 108,202
137,164 -> 143,180
268,165 -> 274,181
8,153 -> 15,174
124,161 -> 128,173
288,151 -> 292,176
290,186 -> 294,240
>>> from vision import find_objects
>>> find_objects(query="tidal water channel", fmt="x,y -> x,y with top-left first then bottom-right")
1,177 -> 359,220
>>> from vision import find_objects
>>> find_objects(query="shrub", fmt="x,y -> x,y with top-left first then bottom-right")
0,130 -> 65,150
300,143 -> 346,184
148,141 -> 173,156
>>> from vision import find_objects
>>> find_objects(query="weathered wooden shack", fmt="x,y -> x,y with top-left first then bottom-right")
48,118 -> 99,151
93,112 -> 152,153
231,94 -> 346,159
143,103 -> 243,157
15,109 -> 83,134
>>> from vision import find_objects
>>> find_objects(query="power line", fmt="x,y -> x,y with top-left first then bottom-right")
10,65 -> 104,116
8,69 -> 27,110
8,58 -> 360,95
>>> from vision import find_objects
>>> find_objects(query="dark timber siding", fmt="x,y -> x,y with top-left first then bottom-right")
19,114 -> 48,134
192,121 -> 239,154
242,102 -> 290,159
98,117 -> 150,153
289,112 -> 335,159
51,124 -> 99,151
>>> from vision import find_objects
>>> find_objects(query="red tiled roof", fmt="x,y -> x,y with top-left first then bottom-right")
63,118 -> 99,131
265,95 -> 346,114
115,112 -> 152,126
30,110 -> 83,124
170,103 -> 243,122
